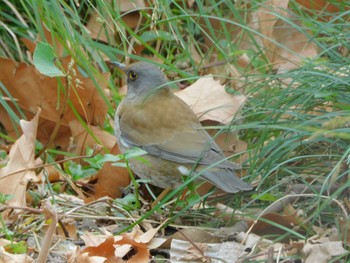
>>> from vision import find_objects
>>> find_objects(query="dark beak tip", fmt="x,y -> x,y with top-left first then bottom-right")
110,61 -> 126,70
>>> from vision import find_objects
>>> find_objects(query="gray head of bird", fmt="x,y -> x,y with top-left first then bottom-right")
111,61 -> 169,100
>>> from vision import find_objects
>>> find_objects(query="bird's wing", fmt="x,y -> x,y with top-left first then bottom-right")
117,92 -> 232,167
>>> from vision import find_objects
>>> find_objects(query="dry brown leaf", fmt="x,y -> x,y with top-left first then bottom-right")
175,76 -> 246,124
248,0 -> 289,55
21,23 -> 65,57
0,246 -> 34,263
0,25 -> 109,137
0,104 -> 71,151
0,239 -> 35,262
302,240 -> 346,263
71,226 -> 163,262
272,16 -> 318,73
0,57 -> 108,127
81,232 -> 110,247
38,165 -> 65,183
0,106 -> 21,139
68,120 -> 116,155
35,117 -> 72,150
134,222 -> 167,245
82,236 -> 118,262
0,110 -> 40,218
241,0 -> 318,73
295,0 -> 349,21
247,211 -> 301,237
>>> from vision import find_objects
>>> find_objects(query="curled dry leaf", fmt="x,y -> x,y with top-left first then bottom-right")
175,75 -> 246,124
69,225 -> 164,263
0,110 -> 40,219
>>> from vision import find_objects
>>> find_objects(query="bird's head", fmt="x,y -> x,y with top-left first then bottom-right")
111,61 -> 169,99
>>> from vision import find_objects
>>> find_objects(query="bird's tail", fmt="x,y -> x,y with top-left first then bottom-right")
200,167 -> 252,193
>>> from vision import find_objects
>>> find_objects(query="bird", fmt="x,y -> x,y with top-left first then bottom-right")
112,61 -> 252,193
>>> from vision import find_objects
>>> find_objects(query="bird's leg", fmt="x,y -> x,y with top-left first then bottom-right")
151,187 -> 171,208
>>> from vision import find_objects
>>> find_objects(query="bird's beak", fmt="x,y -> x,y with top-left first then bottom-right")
110,61 -> 126,72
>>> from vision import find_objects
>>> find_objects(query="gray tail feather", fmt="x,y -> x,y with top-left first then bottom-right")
201,169 -> 252,193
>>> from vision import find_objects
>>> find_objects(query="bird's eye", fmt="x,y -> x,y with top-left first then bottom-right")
129,71 -> 138,80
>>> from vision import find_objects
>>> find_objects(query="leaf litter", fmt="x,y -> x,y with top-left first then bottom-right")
0,0 -> 349,262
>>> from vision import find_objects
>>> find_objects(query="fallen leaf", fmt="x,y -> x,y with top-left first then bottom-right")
302,240 -> 346,263
0,246 -> 34,263
272,15 -> 318,73
68,119 -> 117,155
71,225 -> 163,262
175,76 -> 246,124
83,235 -> 118,261
0,110 -> 40,218
247,211 -> 303,237
295,0 -> 349,21
81,232 -> 110,247
240,0 -> 318,73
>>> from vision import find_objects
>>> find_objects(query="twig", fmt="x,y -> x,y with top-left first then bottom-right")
0,205 -> 42,214
37,200 -> 58,263
64,196 -> 111,215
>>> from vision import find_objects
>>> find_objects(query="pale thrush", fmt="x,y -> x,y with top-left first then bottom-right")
113,61 -> 252,193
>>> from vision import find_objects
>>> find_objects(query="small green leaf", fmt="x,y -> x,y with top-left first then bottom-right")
33,42 -> 65,77
5,241 -> 27,254
115,194 -> 138,211
140,31 -> 175,42
98,153 -> 124,164
64,161 -> 97,180
252,193 -> 277,202
0,193 -> 13,204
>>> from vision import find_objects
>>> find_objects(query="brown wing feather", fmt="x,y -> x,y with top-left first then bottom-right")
119,92 -> 232,167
